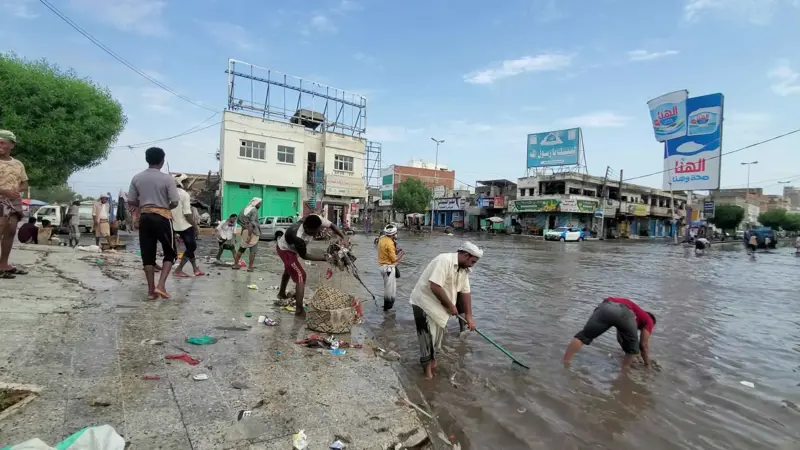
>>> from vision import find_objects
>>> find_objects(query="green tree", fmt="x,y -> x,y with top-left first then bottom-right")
29,185 -> 83,204
758,208 -> 786,229
707,204 -> 745,232
393,177 -> 433,215
780,213 -> 800,232
0,53 -> 127,187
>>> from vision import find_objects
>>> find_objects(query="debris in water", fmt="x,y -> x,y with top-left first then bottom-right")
244,312 -> 252,318
252,399 -> 266,409
329,439 -> 346,449
293,430 -> 308,449
740,381 -> 755,388
331,349 -> 346,355
142,375 -> 161,380
186,335 -> 217,345
192,374 -> 209,381
165,354 -> 200,365
89,398 -> 112,407
247,284 -> 258,290
237,410 -> 252,421
258,315 -> 278,326
517,407 -> 526,413
140,339 -> 164,346
449,372 -> 460,389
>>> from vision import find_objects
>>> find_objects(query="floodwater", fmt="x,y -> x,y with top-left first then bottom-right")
191,232 -> 800,449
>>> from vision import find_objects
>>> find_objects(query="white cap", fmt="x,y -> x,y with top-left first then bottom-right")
458,241 -> 483,258
384,224 -> 397,236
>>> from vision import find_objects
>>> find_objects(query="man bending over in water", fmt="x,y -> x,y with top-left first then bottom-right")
563,297 -> 655,370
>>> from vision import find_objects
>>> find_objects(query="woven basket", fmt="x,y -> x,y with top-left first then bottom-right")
306,286 -> 359,334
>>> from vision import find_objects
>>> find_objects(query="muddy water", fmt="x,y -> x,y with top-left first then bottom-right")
180,233 -> 799,449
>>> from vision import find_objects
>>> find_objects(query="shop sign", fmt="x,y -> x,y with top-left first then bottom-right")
434,197 -> 466,211
509,199 -> 559,213
325,174 -> 366,197
559,199 -> 598,213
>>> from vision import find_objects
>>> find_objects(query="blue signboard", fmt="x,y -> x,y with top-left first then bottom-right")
526,128 -> 581,168
648,90 -> 688,142
663,93 -> 724,191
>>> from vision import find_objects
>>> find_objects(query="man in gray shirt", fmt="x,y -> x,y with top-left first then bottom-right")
67,201 -> 81,247
128,147 -> 179,300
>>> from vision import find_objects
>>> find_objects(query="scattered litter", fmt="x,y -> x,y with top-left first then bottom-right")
325,268 -> 333,279
76,244 -> 102,252
239,260 -> 247,268
376,347 -> 401,362
3,424 -> 125,450
165,354 -> 200,365
247,284 -> 258,290
329,440 -> 346,449
142,375 -> 161,381
140,339 -> 164,346
517,407 -> 526,413
95,259 -> 104,265
88,398 -> 112,407
214,325 -> 251,331
244,312 -> 252,318
258,315 -> 278,326
237,410 -> 252,421
449,372 -> 460,389
283,306 -> 296,313
276,351 -> 281,355
186,335 -> 217,345
303,261 -> 312,266
740,381 -> 755,388
398,392 -> 433,419
192,374 -> 209,381
268,285 -> 280,290
293,430 -> 308,449
252,399 -> 266,409
331,349 -> 346,355
258,277 -> 264,281
231,381 -> 247,390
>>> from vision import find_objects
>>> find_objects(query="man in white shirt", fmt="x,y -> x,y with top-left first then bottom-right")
92,194 -> 112,247
215,214 -> 238,260
171,175 -> 203,277
276,214 -> 347,316
410,242 -> 482,379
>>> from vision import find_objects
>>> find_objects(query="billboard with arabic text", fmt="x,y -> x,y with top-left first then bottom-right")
648,90 -> 688,142
663,93 -> 723,191
527,128 -> 581,168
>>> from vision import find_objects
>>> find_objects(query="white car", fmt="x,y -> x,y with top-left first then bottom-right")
259,216 -> 295,240
545,226 -> 585,242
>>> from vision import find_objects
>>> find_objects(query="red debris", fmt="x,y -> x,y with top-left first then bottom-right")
165,353 -> 200,365
142,375 -> 161,380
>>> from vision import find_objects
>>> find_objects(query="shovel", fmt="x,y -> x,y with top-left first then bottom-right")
457,315 -> 530,370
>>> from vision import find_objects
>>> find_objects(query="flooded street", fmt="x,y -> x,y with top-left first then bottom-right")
190,232 -> 800,449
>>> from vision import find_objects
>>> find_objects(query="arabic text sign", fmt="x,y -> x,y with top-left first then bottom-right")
527,128 -> 581,168
559,199 -> 598,213
648,90 -> 688,142
433,197 -> 466,211
663,93 -> 724,191
325,174 -> 366,197
509,199 -> 559,213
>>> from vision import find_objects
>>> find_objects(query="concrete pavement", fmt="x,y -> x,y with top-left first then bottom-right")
0,244 -> 440,449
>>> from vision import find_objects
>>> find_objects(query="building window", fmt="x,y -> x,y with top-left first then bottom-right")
277,145 -> 295,164
334,155 -> 354,172
569,187 -> 581,195
519,189 -> 526,197
529,188 -> 535,196
240,140 -> 266,160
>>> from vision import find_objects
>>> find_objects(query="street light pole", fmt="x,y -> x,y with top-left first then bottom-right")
741,161 -> 758,226
430,137 -> 444,231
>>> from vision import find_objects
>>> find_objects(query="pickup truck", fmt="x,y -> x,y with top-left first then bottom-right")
259,216 -> 295,241
34,203 -> 95,233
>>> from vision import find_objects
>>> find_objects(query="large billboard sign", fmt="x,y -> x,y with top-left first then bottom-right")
526,128 -> 581,168
663,93 -> 723,191
648,90 -> 688,142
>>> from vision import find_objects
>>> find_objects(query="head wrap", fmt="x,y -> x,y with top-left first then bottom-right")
100,193 -> 109,199
243,197 -> 262,216
0,130 -> 17,143
383,224 -> 397,236
458,241 -> 483,258
173,173 -> 188,187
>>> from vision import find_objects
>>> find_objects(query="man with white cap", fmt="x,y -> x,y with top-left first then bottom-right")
92,193 -> 113,248
377,223 -> 405,311
0,130 -> 29,278
171,174 -> 204,277
410,241 -> 482,379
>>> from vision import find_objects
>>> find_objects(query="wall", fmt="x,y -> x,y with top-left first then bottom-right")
393,165 -> 455,190
320,131 -> 367,198
222,183 -> 299,219
220,111 -> 305,188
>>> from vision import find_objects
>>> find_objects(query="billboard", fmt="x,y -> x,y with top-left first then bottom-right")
648,90 -> 688,142
663,93 -> 724,191
433,197 -> 466,211
527,128 -> 581,168
325,174 -> 366,198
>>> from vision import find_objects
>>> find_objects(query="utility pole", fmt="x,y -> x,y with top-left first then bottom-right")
741,161 -> 758,226
598,166 -> 612,240
430,138 -> 444,231
619,169 -> 624,237
669,181 -> 677,244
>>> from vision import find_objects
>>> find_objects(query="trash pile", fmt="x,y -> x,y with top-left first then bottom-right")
306,286 -> 362,334
326,241 -> 357,272
295,334 -> 363,350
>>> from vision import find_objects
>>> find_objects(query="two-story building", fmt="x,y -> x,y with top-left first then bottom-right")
509,172 -> 688,238
219,109 -> 367,226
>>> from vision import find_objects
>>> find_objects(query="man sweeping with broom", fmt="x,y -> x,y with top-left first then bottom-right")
410,242 -> 482,379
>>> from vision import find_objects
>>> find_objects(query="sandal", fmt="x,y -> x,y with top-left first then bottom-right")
194,270 -> 205,276
173,271 -> 190,278
154,288 -> 170,299
8,267 -> 28,275
0,271 -> 16,279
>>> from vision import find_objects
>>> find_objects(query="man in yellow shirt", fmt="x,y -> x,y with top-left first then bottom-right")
377,224 -> 404,311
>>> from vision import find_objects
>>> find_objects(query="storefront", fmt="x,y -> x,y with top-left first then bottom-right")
429,197 -> 467,228
508,198 -> 599,235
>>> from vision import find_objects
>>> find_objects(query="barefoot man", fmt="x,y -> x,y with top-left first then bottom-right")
171,174 -> 204,278
127,147 -> 180,299
0,130 -> 28,279
411,242 -> 482,379
276,213 -> 347,316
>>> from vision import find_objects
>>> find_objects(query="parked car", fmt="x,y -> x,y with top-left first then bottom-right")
259,216 -> 295,241
545,226 -> 585,242
34,203 -> 95,233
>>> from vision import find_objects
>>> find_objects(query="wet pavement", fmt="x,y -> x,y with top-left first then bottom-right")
3,233 -> 799,449
350,232 -> 800,450
0,243 -> 433,449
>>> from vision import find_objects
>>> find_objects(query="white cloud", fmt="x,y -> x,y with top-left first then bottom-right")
68,0 -> 168,36
332,0 -> 361,14
682,0 -> 795,25
304,14 -> 337,34
558,111 -> 630,128
353,52 -> 382,69
464,53 -> 573,85
768,62 -> 800,96
627,49 -> 680,62
195,20 -> 257,51
140,87 -> 174,113
2,0 -> 38,19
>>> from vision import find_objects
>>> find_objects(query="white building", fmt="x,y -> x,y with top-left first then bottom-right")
219,110 -> 367,225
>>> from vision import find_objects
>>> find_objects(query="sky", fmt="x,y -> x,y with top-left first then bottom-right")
2,0 -> 800,197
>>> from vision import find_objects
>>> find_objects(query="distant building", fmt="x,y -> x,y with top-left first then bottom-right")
783,186 -> 800,208
378,164 -> 455,206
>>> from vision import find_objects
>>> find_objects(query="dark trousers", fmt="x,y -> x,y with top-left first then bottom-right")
139,213 -> 176,267
177,227 -> 197,260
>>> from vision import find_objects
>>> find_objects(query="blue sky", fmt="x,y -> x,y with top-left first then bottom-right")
2,0 -> 800,197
